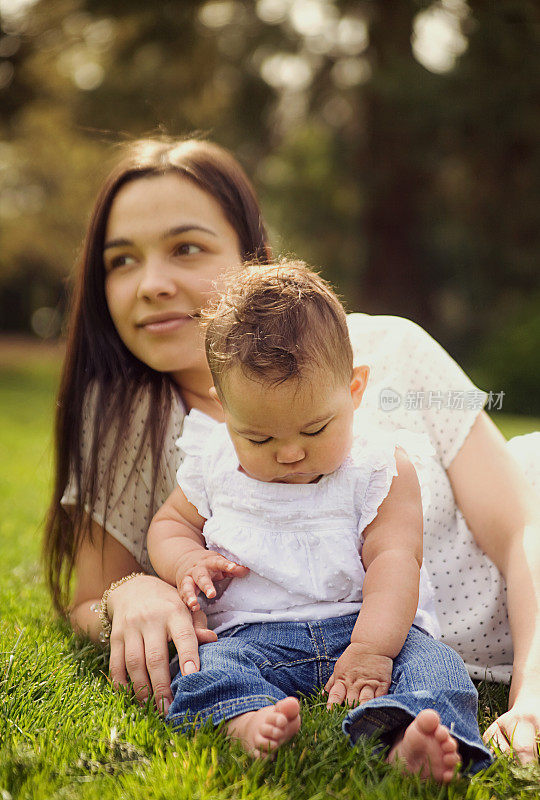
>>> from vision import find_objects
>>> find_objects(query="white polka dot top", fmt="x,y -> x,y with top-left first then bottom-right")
62,313 -> 540,682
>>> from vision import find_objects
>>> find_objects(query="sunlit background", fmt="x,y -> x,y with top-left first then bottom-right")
0,0 -> 539,411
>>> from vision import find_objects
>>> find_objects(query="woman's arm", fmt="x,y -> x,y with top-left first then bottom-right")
69,516 -> 216,714
448,411 -> 540,762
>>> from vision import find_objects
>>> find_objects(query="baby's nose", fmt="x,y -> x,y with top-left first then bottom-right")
276,444 -> 305,464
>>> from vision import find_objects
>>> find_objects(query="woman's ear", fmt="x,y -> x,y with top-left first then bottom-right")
209,385 -> 222,408
350,365 -> 370,410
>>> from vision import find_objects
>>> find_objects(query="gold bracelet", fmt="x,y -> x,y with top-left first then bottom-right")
96,572 -> 145,644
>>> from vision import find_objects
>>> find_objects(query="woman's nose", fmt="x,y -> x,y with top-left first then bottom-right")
276,443 -> 306,464
137,258 -> 177,301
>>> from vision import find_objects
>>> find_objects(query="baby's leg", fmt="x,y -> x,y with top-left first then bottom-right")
342,627 -> 493,780
167,632 -> 303,756
226,696 -> 301,758
388,708 -> 460,783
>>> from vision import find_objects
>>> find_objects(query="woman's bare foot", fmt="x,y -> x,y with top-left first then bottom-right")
226,696 -> 301,758
388,709 -> 461,783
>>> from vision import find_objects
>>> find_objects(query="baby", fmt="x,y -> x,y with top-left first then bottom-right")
148,261 -> 492,781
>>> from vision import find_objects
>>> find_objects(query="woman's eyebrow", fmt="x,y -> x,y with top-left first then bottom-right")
163,225 -> 218,239
103,237 -> 131,251
103,225 -> 218,251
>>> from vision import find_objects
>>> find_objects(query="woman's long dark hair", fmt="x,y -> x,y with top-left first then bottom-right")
44,137 -> 272,615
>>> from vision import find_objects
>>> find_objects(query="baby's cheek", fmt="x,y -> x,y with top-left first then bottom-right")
329,434 -> 352,470
238,450 -> 266,481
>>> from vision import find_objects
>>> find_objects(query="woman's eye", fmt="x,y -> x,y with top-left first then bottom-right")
248,437 -> 271,445
175,243 -> 202,256
303,423 -> 329,437
105,254 -> 135,271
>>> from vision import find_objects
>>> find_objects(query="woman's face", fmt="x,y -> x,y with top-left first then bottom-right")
104,173 -> 243,380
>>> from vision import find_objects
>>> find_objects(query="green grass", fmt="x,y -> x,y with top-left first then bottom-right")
1,358 -> 540,799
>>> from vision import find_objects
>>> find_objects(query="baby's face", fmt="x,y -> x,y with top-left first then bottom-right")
217,365 -> 368,484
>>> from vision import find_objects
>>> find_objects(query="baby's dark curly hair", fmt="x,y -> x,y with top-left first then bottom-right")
203,259 -> 353,396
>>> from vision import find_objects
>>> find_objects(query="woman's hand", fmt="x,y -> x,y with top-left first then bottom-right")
107,573 -> 217,714
483,691 -> 540,763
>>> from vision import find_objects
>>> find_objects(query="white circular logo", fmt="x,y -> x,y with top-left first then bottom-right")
379,387 -> 402,412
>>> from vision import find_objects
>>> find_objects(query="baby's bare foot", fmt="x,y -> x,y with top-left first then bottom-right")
388,708 -> 461,783
226,696 -> 301,758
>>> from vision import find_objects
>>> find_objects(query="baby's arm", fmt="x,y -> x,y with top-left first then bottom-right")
147,486 -> 248,612
326,448 -> 423,708
352,447 -> 423,655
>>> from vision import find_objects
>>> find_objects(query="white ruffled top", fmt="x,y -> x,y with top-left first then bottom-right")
175,409 -> 440,638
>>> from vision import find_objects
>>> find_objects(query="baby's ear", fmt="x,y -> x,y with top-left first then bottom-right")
209,385 -> 222,408
350,365 -> 370,409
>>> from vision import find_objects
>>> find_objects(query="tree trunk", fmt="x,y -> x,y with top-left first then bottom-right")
359,4 -> 433,327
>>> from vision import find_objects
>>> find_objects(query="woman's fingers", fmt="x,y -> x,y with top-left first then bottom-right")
168,615 -> 203,677
105,576 -> 213,712
484,716 -> 539,763
112,631 -> 174,714
192,608 -> 218,643
194,626 -> 218,644
123,631 -> 152,705
484,721 -> 513,757
510,720 -> 539,764
108,633 -> 129,690
143,633 -> 174,715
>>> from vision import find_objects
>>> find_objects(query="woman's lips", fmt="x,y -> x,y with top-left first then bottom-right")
138,313 -> 199,334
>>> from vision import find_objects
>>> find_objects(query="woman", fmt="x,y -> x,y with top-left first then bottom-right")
44,137 -> 540,762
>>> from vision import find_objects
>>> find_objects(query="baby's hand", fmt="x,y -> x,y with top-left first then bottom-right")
324,644 -> 392,709
175,550 -> 249,612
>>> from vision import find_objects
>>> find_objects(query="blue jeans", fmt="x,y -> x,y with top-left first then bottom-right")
167,615 -> 493,773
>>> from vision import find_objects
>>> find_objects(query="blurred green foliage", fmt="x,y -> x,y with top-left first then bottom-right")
0,0 -> 538,411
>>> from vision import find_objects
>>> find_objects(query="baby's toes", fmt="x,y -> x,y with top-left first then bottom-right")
254,732 -> 279,756
434,724 -> 450,743
443,745 -> 460,762
435,726 -> 458,751
442,747 -> 461,777
441,737 -> 458,755
259,721 -> 284,743
270,712 -> 288,729
441,768 -> 457,784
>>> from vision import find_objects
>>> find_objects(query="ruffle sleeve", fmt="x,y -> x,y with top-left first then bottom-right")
357,429 -> 435,533
175,410 -> 218,519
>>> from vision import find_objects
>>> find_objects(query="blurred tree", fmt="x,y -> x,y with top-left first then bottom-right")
0,0 -> 538,409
